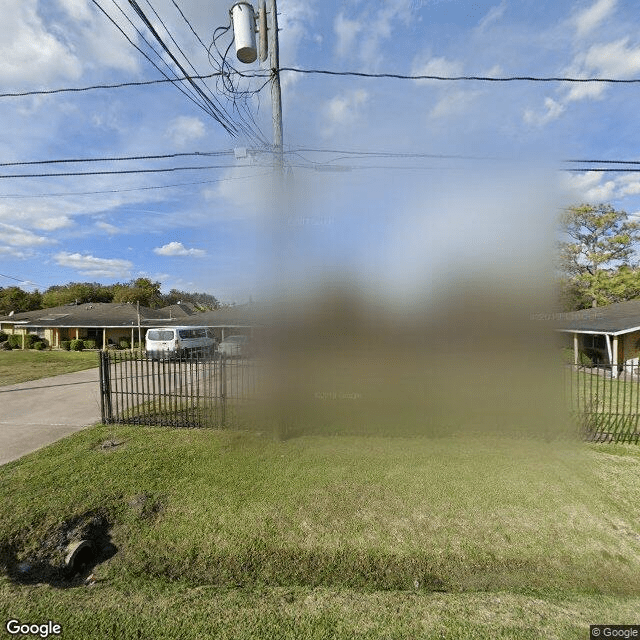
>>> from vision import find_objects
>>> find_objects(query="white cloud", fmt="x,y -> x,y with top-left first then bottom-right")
561,171 -> 618,202
332,1 -> 414,70
412,56 -> 464,84
206,167 -> 272,218
33,216 -> 72,231
95,221 -> 120,235
0,1 -> 81,85
616,173 -> 640,197
430,89 -> 482,119
0,246 -> 30,259
574,0 -> 617,38
54,252 -> 133,278
334,12 -> 363,58
153,242 -> 206,257
57,0 -> 93,23
582,38 -> 640,77
411,56 -> 479,118
362,0 -> 414,69
0,222 -> 51,247
523,32 -> 640,127
478,1 -> 507,32
565,82 -> 606,103
165,116 -> 206,147
323,89 -> 369,135
523,97 -> 566,126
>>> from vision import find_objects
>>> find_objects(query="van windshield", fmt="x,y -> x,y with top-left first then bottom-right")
147,330 -> 174,341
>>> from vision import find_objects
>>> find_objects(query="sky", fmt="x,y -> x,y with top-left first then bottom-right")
1,0 -> 640,304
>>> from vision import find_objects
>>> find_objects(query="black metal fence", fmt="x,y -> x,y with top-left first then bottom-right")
99,350 -> 263,428
98,351 -> 640,442
566,363 -> 640,444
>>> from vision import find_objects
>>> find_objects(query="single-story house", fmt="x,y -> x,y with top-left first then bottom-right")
554,299 -> 640,377
0,301 -> 256,349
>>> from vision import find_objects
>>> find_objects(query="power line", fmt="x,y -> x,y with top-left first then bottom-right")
127,0 -> 242,138
565,168 -> 640,172
0,273 -> 39,286
0,151 -> 234,168
563,159 -> 640,165
0,74 -> 226,99
0,165 -> 247,179
279,68 -> 640,83
8,67 -> 640,102
90,0 -> 216,121
0,172 -> 272,198
3,146 -> 640,175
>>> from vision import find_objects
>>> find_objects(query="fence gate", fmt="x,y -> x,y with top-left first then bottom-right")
98,350 -> 261,428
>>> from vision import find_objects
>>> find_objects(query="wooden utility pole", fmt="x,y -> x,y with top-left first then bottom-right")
267,0 -> 284,177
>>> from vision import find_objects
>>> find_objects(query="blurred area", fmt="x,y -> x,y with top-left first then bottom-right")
243,165 -> 571,441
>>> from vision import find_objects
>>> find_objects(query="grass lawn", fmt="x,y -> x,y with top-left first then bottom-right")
0,350 -> 99,386
1,426 -> 639,638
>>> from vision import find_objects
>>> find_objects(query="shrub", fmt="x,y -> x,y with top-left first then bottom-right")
70,338 -> 84,351
0,341 -> 11,351
33,341 -> 45,350
119,337 -> 131,349
561,346 -> 595,367
84,339 -> 97,350
60,340 -> 71,351
0,331 -> 7,343
23,334 -> 37,349
8,334 -> 22,349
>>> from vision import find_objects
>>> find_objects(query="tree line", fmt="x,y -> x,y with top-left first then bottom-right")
0,278 -> 221,316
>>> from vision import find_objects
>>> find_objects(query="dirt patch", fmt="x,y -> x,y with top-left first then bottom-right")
1,510 -> 117,588
97,439 -> 125,452
129,492 -> 165,521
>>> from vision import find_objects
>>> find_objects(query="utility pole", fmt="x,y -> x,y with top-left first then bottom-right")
230,0 -> 283,173
267,0 -> 284,178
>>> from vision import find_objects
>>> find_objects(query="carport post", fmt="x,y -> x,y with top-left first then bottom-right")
573,333 -> 578,366
102,328 -> 107,351
612,335 -> 619,378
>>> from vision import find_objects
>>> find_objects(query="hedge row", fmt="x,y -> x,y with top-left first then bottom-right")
3,334 -> 49,350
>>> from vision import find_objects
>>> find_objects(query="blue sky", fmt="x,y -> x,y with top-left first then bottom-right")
1,0 -> 640,304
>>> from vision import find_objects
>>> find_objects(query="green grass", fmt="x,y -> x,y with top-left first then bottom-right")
0,350 -> 99,385
1,426 -> 639,638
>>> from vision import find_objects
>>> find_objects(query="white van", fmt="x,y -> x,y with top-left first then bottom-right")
145,326 -> 216,359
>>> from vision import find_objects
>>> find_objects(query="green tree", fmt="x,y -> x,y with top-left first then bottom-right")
112,278 -> 163,308
162,289 -> 220,310
0,287 -> 42,315
558,203 -> 640,309
42,282 -> 113,307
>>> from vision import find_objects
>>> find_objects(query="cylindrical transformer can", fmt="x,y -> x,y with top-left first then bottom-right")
231,2 -> 257,64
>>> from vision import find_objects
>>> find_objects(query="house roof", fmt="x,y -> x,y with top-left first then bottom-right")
0,302 -> 171,328
0,302 -> 258,329
554,299 -> 640,335
157,302 -> 198,318
160,304 -> 258,328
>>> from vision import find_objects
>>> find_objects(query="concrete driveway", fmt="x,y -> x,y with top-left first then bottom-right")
0,368 -> 101,466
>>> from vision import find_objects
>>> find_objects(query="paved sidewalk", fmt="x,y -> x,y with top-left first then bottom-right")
0,368 -> 101,466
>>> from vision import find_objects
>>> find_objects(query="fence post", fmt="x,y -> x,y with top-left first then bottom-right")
221,354 -> 226,428
99,351 -> 113,423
